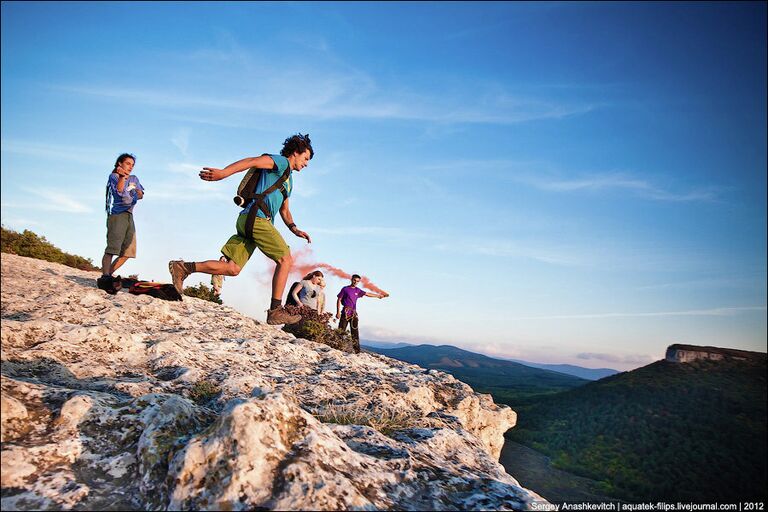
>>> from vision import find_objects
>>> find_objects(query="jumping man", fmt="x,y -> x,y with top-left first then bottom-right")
168,133 -> 313,325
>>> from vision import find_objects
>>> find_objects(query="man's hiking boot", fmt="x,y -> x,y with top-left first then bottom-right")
266,306 -> 302,325
168,260 -> 190,295
97,275 -> 121,295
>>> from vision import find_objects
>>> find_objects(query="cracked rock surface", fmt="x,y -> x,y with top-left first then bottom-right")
1,254 -> 546,510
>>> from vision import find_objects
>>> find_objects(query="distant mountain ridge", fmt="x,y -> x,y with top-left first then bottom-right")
361,340 -> 619,381
364,343 -> 589,404
506,360 -> 619,381
360,340 -> 413,349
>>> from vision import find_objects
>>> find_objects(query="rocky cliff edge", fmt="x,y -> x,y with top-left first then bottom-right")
1,254 -> 545,510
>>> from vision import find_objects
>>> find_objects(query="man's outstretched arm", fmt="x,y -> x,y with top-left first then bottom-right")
199,155 -> 274,181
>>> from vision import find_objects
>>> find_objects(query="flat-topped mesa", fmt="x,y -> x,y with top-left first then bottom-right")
665,343 -> 767,364
1,253 -> 546,510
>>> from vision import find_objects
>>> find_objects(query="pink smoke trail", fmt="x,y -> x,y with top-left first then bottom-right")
290,247 -> 389,296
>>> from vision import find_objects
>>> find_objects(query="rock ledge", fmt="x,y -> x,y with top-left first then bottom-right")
1,254 -> 545,510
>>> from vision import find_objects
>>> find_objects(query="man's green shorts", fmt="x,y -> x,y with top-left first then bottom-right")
220,213 -> 289,268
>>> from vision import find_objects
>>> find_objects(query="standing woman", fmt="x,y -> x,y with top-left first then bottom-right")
98,153 -> 144,293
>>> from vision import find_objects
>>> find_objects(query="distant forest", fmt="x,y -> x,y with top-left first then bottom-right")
506,357 -> 767,502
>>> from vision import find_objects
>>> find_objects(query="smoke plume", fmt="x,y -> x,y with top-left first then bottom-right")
290,246 -> 389,296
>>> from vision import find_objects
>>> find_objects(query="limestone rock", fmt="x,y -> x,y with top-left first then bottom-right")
1,254 -> 546,510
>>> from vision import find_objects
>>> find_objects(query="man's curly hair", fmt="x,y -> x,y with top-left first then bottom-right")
280,133 -> 314,159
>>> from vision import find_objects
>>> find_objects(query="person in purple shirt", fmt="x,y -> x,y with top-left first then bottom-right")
336,274 -> 388,353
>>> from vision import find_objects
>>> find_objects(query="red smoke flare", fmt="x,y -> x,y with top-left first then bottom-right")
290,247 -> 389,296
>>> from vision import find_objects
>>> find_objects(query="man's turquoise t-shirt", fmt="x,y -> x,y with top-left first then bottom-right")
240,154 -> 293,223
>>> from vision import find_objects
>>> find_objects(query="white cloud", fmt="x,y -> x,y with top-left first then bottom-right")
52,35 -> 595,127
12,187 -> 93,214
576,352 -> 655,365
434,239 -> 584,266
362,325 -> 448,346
415,160 -> 723,203
509,306 -> 767,320
167,162 -> 203,174
308,226 -> 418,237
59,82 -> 593,125
149,182 -> 229,202
171,128 -> 191,156
0,217 -> 43,229
1,139 -> 110,166
635,277 -> 755,291
517,171 -> 721,202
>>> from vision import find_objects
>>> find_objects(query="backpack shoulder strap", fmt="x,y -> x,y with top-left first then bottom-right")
244,162 -> 292,236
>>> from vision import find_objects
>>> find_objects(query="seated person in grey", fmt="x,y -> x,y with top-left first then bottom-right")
291,270 -> 324,312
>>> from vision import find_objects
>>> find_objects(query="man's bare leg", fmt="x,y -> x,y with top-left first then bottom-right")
192,258 -> 241,276
264,251 -> 300,324
169,257 -> 239,295
271,251 -> 293,303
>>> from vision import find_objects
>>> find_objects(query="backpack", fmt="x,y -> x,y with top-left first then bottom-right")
128,281 -> 182,301
233,154 -> 292,237
285,281 -> 301,306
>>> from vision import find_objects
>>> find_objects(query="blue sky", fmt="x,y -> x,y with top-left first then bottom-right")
2,2 -> 765,370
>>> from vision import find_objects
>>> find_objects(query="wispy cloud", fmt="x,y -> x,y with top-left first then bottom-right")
8,187 -> 94,213
171,128 -> 191,157
146,162 -> 230,201
51,33 -> 595,127
150,181 -> 229,202
0,217 -> 43,229
308,226 -> 420,237
167,162 -> 202,175
510,306 -> 767,320
1,139 -> 110,166
434,239 -> 585,266
517,171 -> 721,202
635,277 -> 757,291
416,160 -> 724,203
363,326 -> 448,346
56,82 -> 593,125
576,352 -> 654,365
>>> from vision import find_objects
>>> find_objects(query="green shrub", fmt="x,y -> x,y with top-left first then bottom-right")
281,306 -> 355,352
1,225 -> 99,271
183,282 -> 223,304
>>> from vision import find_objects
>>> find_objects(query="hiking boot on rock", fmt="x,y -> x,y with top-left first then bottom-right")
168,260 -> 190,295
97,275 -> 121,295
266,306 -> 302,325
